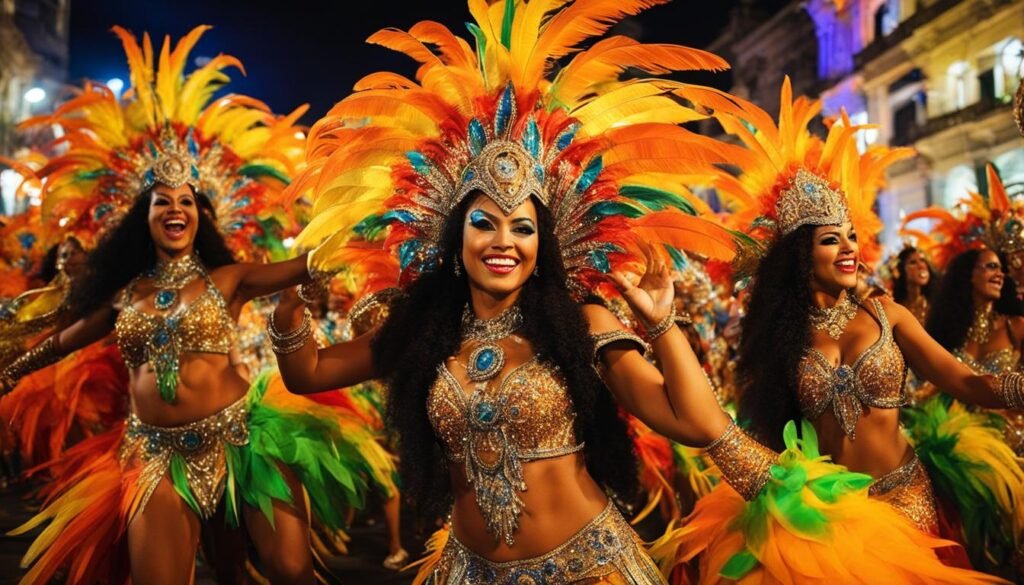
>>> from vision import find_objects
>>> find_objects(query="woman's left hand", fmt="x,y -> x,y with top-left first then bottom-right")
608,240 -> 674,326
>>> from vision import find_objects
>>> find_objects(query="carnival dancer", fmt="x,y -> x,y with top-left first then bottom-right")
891,246 -> 937,325
650,78 -> 1015,584
264,0 -> 790,581
0,26 -> 376,585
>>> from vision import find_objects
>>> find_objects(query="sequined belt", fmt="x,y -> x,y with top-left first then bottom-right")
120,395 -> 250,519
868,454 -> 921,496
428,501 -> 666,584
867,454 -> 939,534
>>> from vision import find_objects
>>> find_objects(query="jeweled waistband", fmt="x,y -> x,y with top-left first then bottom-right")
121,394 -> 250,519
434,500 -> 665,584
868,454 -> 921,496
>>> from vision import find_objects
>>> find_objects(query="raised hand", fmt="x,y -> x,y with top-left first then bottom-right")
608,240 -> 675,327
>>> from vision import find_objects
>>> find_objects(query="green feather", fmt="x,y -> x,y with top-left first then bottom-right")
170,455 -> 202,517
500,0 -> 515,49
239,163 -> 290,184
721,550 -> 759,580
619,185 -> 697,215
466,23 -> 488,82
587,201 -> 644,219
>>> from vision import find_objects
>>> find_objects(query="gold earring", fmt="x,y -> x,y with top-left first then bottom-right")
453,255 -> 462,277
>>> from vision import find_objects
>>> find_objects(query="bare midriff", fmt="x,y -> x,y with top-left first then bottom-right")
128,352 -> 249,426
448,451 -> 609,561
813,406 -> 914,479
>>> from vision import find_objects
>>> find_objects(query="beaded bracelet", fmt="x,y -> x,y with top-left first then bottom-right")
996,371 -> 1024,409
268,308 -> 313,354
643,309 -> 676,341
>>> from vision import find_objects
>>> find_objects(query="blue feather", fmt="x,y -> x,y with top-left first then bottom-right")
494,83 -> 514,137
382,209 -> 417,224
405,151 -> 432,175
468,119 -> 487,157
534,163 -> 544,183
575,156 -> 603,194
556,124 -> 578,152
398,240 -> 422,271
522,117 -> 540,157
187,128 -> 199,157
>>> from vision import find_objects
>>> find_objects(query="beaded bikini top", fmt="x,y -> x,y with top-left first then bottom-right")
115,267 -> 235,403
955,347 -> 1021,376
797,299 -> 907,440
427,355 -> 584,545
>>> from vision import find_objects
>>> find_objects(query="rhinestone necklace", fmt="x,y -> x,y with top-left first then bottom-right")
148,253 -> 204,311
967,304 -> 997,345
808,290 -> 859,340
459,304 -> 524,383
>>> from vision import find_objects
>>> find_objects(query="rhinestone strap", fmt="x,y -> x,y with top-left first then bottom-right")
591,330 -> 649,361
1,336 -> 60,394
268,308 -> 313,354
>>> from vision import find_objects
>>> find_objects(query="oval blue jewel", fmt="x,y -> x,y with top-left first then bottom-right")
475,348 -> 496,371
181,431 -> 202,450
154,329 -> 170,346
475,401 -> 496,423
155,290 -> 175,307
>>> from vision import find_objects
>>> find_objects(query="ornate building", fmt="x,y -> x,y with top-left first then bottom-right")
707,0 -> 1024,250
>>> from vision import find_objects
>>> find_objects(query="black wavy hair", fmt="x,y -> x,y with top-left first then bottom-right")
926,249 -> 1021,350
67,188 -> 235,320
371,195 -> 639,520
891,246 -> 936,305
736,225 -> 817,450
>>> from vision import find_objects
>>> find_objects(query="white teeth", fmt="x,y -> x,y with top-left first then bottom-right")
484,257 -> 517,266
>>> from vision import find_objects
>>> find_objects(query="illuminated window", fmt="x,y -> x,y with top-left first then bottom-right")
943,164 -> 978,208
947,61 -> 972,111
995,38 -> 1023,99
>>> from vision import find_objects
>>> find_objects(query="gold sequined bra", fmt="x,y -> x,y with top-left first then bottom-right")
115,269 -> 236,398
797,299 -> 906,440
955,347 -> 1021,376
427,355 -> 584,544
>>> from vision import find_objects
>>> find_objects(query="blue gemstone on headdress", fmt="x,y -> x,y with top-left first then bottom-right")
468,118 -> 487,156
191,165 -> 200,179
522,118 -> 540,157
534,163 -> 544,183
463,168 -> 476,182
475,401 -> 496,423
589,250 -> 611,273
398,240 -> 422,270
148,140 -> 159,157
94,203 -> 113,220
144,169 -> 155,187
475,348 -> 496,371
802,182 -> 817,196
494,83 -> 515,137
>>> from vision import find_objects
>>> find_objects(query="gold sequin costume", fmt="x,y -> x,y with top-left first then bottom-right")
425,332 -> 663,583
955,341 -> 1024,456
428,501 -> 665,585
795,299 -> 941,533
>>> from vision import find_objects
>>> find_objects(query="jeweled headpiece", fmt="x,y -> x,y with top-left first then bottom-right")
903,164 -> 1022,269
775,168 -> 850,235
16,26 -> 306,262
289,0 -> 742,301
679,77 -> 912,268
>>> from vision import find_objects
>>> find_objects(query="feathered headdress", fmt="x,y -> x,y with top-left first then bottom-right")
674,77 -> 914,269
15,25 -> 307,261
902,164 -> 1021,270
288,0 -> 745,300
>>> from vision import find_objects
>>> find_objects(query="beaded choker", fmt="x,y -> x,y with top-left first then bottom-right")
459,305 -> 524,383
967,304 -> 997,345
148,253 -> 204,311
809,290 -> 859,340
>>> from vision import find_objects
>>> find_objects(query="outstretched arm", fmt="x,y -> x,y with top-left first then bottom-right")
1,305 -> 115,393
889,299 -> 1003,408
216,254 -> 312,305
270,287 -> 375,394
597,242 -> 775,500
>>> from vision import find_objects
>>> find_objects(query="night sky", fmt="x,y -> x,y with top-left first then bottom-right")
68,0 -> 785,125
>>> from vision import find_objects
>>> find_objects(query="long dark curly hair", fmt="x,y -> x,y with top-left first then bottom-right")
891,246 -> 936,305
372,195 -> 639,520
926,249 -> 1021,350
67,188 -> 235,321
736,226 -> 818,450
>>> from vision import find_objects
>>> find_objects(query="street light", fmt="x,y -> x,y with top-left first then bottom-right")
107,77 -> 125,97
24,87 -> 46,104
